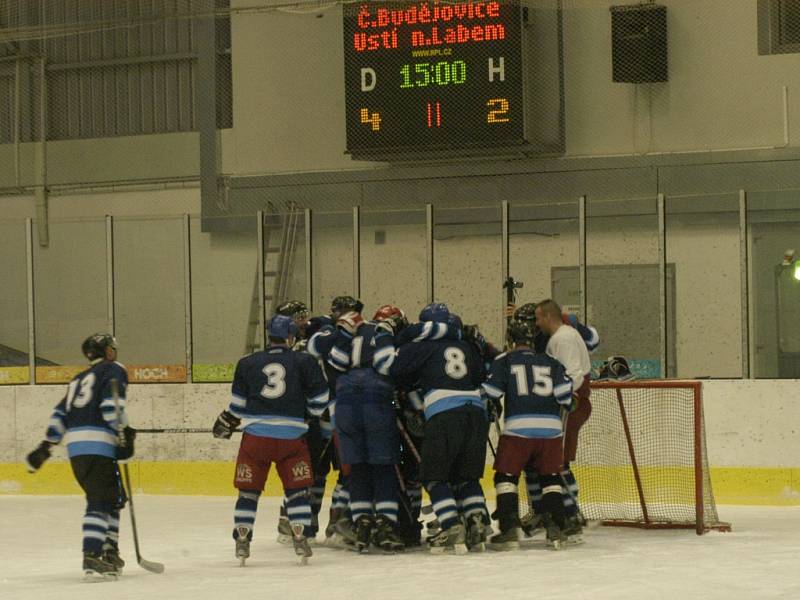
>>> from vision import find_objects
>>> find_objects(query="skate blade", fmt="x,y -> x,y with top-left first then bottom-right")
298,555 -> 309,566
429,543 -> 468,556
238,556 -> 247,567
547,539 -> 568,551
467,542 -> 486,553
83,570 -> 118,583
488,541 -> 520,552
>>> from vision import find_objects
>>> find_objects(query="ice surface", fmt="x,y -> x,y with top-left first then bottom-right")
0,496 -> 797,600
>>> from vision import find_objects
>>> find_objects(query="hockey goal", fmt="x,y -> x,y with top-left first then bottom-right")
573,380 -> 730,534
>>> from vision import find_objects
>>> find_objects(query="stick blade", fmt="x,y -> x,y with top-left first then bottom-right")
138,558 -> 165,574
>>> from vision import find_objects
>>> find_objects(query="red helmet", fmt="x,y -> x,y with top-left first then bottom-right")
373,304 -> 405,321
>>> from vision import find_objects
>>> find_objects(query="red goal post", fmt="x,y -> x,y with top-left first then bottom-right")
574,380 -> 731,535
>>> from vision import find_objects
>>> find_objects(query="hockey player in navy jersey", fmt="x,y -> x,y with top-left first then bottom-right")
25,333 -> 133,580
213,314 -> 329,565
391,303 -> 490,554
326,303 -> 405,553
482,320 -> 574,550
272,300 -> 338,545
306,296 -> 365,546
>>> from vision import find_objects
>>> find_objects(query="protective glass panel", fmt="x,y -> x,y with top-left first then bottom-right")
190,215 -> 258,382
360,208 -> 427,319
510,199 -> 580,321
113,216 -> 186,382
666,194 -> 742,378
434,205 -> 503,346
0,220 -> 30,384
586,197 -> 663,378
313,211 -> 355,315
748,190 -> 800,378
33,218 -> 108,383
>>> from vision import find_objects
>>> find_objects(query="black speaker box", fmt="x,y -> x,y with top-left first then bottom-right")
611,4 -> 668,83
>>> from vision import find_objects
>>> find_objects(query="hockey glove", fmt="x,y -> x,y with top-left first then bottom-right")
402,409 -> 426,439
117,426 -> 137,461
213,410 -> 241,439
25,441 -> 53,473
336,311 -> 364,336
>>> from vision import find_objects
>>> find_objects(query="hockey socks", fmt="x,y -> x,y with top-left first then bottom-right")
82,506 -> 110,555
561,464 -> 580,518
233,490 -> 260,540
454,480 -> 488,522
285,487 -> 313,537
526,471 -> 544,515
106,510 -> 120,549
372,464 -> 399,523
349,464 -> 374,521
427,481 -> 459,531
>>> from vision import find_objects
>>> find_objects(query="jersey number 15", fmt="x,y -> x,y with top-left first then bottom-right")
510,365 -> 553,396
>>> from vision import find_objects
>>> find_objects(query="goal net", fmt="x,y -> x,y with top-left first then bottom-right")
573,380 -> 730,534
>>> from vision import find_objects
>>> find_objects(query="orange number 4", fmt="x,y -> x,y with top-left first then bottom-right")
487,98 -> 510,123
360,108 -> 382,131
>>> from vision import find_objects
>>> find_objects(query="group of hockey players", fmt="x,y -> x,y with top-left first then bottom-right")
25,292 -> 604,578
213,294 -> 601,563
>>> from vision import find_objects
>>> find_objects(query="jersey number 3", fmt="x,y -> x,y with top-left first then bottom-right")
260,364 -> 287,399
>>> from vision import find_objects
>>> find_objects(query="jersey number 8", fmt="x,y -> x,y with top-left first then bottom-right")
260,364 -> 287,399
444,347 -> 468,379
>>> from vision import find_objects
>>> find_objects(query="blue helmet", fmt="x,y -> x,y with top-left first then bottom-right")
447,313 -> 463,330
419,302 -> 450,323
267,314 -> 299,341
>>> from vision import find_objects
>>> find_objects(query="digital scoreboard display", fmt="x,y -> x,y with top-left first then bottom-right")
343,1 -> 524,154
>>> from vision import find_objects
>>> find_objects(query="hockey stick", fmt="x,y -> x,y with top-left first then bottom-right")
112,380 -> 165,574
395,417 -> 422,465
393,464 -> 417,524
136,427 -> 242,434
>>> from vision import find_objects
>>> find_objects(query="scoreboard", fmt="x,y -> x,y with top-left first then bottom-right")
343,1 -> 525,154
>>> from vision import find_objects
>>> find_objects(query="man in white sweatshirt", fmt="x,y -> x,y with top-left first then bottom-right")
535,299 -> 592,535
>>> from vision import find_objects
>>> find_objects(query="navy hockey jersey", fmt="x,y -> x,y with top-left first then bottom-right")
482,349 -> 572,439
229,345 -> 329,439
391,339 -> 485,419
327,322 -> 395,376
45,360 -> 129,459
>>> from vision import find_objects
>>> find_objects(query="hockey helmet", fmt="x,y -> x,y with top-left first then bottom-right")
513,302 -> 538,322
276,300 -> 309,321
419,302 -> 450,323
82,333 -> 118,361
330,296 -> 364,319
373,304 -> 409,332
447,312 -> 463,330
507,320 -> 536,346
267,314 -> 299,342
597,356 -> 635,381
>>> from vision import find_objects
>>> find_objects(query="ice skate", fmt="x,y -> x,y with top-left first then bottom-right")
353,515 -> 373,553
83,552 -> 119,582
101,543 -> 125,575
465,514 -> 488,552
276,515 -> 293,545
428,523 -> 467,555
520,512 -> 545,538
563,515 -> 585,545
291,523 -> 312,565
235,525 -> 252,566
544,515 -> 568,551
372,515 -> 404,554
489,526 -> 521,551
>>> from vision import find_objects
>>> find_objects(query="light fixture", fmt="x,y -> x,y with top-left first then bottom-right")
795,260 -> 800,281
782,249 -> 796,266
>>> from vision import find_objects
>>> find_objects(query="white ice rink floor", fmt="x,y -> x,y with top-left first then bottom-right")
1,496 -> 798,600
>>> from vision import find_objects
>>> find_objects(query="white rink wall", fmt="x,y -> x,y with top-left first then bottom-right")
1,379 -> 799,502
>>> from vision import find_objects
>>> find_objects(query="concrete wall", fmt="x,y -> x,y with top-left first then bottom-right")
0,379 -> 797,504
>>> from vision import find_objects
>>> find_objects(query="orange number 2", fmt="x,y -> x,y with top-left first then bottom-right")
487,98 -> 510,124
